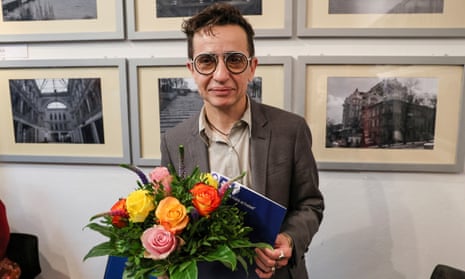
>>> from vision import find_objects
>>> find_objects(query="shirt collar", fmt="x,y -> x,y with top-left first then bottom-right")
199,96 -> 252,142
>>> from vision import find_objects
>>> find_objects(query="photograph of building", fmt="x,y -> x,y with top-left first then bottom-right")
329,0 -> 444,14
326,77 -> 437,149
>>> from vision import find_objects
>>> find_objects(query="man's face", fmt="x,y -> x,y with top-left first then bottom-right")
187,25 -> 257,111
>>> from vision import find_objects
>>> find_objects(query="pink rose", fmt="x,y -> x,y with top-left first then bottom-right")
141,225 -> 177,260
149,167 -> 173,194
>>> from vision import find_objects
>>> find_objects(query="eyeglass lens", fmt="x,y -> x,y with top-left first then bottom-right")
193,53 -> 249,75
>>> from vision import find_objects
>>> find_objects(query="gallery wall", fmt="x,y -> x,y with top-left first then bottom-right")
1,1 -> 465,279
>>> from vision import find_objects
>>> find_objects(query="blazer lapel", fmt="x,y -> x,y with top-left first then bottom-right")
250,101 -> 269,195
185,117 -> 209,172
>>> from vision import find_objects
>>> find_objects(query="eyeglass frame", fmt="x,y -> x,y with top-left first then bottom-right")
189,52 -> 253,75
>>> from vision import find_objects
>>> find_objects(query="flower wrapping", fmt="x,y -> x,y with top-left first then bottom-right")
84,146 -> 270,279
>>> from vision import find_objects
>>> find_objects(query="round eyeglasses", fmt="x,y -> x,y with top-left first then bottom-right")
190,52 -> 252,75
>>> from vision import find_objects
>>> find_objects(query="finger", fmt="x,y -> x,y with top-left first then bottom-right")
275,258 -> 289,269
255,248 -> 277,268
255,266 -> 274,279
256,246 -> 275,259
254,255 -> 267,273
278,249 -> 285,260
255,256 -> 278,275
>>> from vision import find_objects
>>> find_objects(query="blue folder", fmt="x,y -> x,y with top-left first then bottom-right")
211,172 -> 287,245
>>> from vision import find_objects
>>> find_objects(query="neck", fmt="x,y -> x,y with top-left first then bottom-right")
204,96 -> 247,129
206,118 -> 230,137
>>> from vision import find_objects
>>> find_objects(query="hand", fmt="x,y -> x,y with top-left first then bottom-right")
254,233 -> 293,278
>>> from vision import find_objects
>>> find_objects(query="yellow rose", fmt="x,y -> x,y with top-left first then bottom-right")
155,196 -> 189,234
201,173 -> 219,189
126,190 -> 155,223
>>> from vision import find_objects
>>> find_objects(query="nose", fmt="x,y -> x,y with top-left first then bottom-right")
212,57 -> 230,82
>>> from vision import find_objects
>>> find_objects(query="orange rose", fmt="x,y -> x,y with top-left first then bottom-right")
155,196 -> 189,234
190,183 -> 221,216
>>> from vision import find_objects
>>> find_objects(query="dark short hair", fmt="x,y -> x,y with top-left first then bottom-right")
182,3 -> 255,59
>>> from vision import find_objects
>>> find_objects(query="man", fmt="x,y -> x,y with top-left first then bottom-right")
160,3 -> 324,278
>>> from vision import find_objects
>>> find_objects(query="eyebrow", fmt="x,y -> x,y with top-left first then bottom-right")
195,51 -> 248,56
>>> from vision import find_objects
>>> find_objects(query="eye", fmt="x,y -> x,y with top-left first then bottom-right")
227,53 -> 246,65
196,55 -> 216,66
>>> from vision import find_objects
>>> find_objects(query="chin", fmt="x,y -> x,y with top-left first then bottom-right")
207,99 -> 233,108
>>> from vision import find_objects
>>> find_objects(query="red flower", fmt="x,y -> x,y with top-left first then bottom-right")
110,198 -> 129,228
190,183 -> 221,216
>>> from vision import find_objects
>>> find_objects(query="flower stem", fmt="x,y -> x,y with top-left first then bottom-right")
178,145 -> 186,179
219,171 -> 247,197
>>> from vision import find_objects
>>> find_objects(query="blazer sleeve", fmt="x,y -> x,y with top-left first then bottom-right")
281,117 -> 324,269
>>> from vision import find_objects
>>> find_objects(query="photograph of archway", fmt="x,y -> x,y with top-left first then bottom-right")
8,77 -> 104,144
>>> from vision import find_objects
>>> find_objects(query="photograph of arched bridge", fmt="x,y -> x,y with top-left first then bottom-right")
158,76 -> 262,134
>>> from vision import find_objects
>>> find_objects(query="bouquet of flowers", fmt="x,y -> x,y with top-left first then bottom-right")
84,146 -> 270,279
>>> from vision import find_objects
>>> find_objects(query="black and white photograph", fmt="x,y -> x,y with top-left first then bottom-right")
9,78 -> 104,144
158,77 -> 262,134
158,77 -> 202,134
329,0 -> 444,14
326,77 -> 438,149
156,0 -> 262,18
2,0 -> 97,21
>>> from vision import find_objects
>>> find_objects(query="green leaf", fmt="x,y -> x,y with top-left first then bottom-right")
170,260 -> 197,279
84,222 -> 115,239
236,255 -> 249,273
83,242 -> 114,260
252,242 -> 273,249
202,245 -> 237,270
230,239 -> 272,250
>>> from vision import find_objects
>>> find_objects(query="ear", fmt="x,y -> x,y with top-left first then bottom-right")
186,61 -> 194,73
247,57 -> 258,81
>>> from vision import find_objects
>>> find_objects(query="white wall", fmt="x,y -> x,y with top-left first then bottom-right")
1,22 -> 465,279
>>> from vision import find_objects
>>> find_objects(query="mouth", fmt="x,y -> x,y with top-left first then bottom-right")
208,87 -> 235,95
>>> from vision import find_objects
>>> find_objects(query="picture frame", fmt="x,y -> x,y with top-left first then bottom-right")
0,0 -> 124,42
297,0 -> 465,37
0,59 -> 131,164
126,0 -> 292,40
128,56 -> 293,166
295,56 -> 465,172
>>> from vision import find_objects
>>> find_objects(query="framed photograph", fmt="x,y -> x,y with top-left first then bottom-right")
0,59 -> 130,164
297,0 -> 465,37
295,56 -> 465,172
128,56 -> 292,166
127,0 -> 292,40
0,0 -> 124,42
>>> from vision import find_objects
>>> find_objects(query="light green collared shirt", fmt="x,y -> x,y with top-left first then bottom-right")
199,98 -> 252,188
